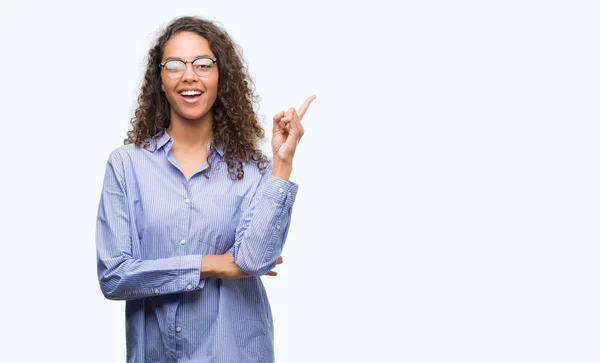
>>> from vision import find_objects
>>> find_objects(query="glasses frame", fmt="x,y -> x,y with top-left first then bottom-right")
159,56 -> 218,78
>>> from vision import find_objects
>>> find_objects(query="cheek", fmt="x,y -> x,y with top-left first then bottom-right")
210,72 -> 219,91
160,74 -> 173,93
160,78 -> 177,103
204,75 -> 219,103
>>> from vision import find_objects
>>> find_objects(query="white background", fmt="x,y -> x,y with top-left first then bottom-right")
0,0 -> 598,362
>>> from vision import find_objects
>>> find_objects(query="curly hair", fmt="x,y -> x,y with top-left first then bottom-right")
124,16 -> 268,179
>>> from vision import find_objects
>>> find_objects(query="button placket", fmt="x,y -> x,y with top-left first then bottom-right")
181,182 -> 192,254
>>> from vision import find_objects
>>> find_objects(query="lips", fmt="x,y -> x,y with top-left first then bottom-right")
178,89 -> 204,104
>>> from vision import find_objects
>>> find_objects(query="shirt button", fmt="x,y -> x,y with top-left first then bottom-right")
154,289 -> 159,294
180,239 -> 186,245
175,327 -> 182,333
187,284 -> 193,290
278,188 -> 284,193
184,198 -> 190,204
276,225 -> 280,230
288,192 -> 291,197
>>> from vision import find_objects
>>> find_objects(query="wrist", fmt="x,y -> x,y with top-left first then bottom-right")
272,160 -> 292,181
200,255 -> 218,279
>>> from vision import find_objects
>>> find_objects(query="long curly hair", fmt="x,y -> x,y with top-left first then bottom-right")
124,16 -> 268,179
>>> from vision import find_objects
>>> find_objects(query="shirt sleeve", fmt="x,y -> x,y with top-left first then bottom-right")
96,151 -> 205,301
232,162 -> 299,276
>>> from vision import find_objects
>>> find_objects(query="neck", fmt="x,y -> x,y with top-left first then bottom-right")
167,112 -> 214,151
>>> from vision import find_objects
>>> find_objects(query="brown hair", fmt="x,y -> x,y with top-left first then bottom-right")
124,16 -> 268,179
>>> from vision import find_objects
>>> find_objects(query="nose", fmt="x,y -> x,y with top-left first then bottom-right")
181,62 -> 198,82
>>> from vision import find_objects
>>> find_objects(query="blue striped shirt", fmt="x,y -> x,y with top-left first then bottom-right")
96,130 -> 298,362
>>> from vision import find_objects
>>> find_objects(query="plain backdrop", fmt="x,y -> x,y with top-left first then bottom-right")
0,0 -> 598,362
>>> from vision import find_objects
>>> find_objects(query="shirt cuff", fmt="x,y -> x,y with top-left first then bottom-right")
262,175 -> 299,205
180,254 -> 205,290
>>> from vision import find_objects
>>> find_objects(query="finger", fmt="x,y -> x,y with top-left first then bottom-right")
282,114 -> 304,141
279,119 -> 289,133
283,109 -> 296,133
277,256 -> 283,264
265,271 -> 278,276
273,110 -> 285,122
272,110 -> 285,133
280,117 -> 294,134
297,95 -> 316,120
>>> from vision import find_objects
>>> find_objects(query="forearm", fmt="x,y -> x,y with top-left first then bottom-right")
97,254 -> 203,300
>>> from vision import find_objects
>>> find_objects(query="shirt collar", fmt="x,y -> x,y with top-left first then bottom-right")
153,130 -> 171,151
209,140 -> 225,157
152,130 -> 225,157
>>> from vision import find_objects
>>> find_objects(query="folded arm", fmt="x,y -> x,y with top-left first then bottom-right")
96,152 -> 204,301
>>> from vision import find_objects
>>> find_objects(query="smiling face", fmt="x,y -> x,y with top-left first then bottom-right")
160,31 -> 219,125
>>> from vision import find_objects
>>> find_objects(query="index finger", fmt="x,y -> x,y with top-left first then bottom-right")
297,95 -> 317,120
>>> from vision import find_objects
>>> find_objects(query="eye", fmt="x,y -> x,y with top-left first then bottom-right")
193,58 -> 213,69
164,60 -> 185,71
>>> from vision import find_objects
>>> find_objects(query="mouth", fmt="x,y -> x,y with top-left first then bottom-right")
178,89 -> 205,104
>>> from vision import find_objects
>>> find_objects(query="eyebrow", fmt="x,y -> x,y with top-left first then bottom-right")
163,55 -> 212,61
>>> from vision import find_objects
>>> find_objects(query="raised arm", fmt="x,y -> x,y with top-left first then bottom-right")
232,96 -> 315,275
231,165 -> 299,276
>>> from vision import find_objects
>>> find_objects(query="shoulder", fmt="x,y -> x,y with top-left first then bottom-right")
211,154 -> 272,187
106,143 -> 133,163
238,155 -> 273,181
104,143 -> 154,176
107,141 -> 158,162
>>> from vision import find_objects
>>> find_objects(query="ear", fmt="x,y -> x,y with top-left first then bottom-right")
161,83 -> 165,92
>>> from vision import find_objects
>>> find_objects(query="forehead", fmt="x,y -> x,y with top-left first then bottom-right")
162,31 -> 214,60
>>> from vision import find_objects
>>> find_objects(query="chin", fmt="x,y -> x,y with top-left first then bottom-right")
181,110 -> 211,122
171,103 -> 202,116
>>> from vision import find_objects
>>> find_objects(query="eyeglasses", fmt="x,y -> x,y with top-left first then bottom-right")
159,56 -> 218,79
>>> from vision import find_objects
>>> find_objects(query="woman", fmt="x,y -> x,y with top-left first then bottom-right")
96,16 -> 315,362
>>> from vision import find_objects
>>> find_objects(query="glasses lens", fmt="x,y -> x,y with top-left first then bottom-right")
164,60 -> 185,79
192,58 -> 214,77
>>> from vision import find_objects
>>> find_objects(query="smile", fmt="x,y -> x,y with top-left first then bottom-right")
178,89 -> 204,104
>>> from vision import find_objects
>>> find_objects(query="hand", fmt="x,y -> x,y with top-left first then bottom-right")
201,253 -> 283,279
272,95 -> 316,165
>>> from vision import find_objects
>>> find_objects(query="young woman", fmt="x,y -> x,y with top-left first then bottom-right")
96,16 -> 315,362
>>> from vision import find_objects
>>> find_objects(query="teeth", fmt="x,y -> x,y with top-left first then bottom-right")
181,90 -> 203,96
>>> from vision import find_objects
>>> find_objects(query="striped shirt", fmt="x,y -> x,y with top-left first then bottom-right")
96,130 -> 298,362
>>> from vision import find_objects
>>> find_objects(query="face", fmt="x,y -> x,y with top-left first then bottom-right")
160,31 -> 219,124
